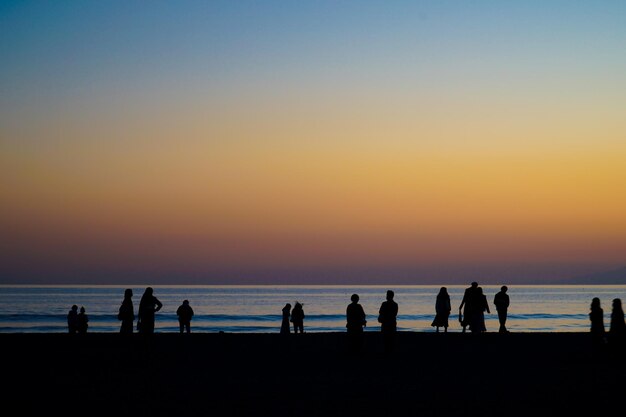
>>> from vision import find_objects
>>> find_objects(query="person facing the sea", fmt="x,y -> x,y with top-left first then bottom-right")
280,303 -> 291,335
431,287 -> 451,333
77,306 -> 89,334
589,297 -> 606,345
346,294 -> 367,353
609,298 -> 625,346
459,282 -> 478,333
137,287 -> 163,334
379,290 -> 399,353
290,301 -> 305,334
494,286 -> 510,333
67,305 -> 79,334
118,288 -> 135,334
176,300 -> 194,334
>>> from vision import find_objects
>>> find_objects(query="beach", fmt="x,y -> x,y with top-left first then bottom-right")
4,332 -> 624,416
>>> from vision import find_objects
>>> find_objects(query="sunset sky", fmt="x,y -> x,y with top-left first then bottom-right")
2,1 -> 626,284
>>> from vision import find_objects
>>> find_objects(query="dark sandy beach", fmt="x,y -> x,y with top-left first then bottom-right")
4,332 -> 624,417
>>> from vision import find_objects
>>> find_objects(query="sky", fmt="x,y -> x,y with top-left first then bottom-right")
1,1 -> 626,284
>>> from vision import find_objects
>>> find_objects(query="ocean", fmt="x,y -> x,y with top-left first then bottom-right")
0,285 -> 624,333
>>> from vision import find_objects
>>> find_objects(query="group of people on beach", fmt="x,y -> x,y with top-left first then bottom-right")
66,284 -> 626,348
68,287 -> 194,334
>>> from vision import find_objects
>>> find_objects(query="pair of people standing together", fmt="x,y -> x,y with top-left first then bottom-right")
281,301 -> 305,334
67,305 -> 88,333
346,290 -> 398,353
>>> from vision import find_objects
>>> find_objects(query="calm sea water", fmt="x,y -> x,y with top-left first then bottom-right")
0,285 -> 624,333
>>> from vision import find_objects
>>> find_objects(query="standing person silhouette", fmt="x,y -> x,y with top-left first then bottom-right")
67,305 -> 79,334
290,301 -> 305,334
609,298 -> 626,347
470,287 -> 490,333
494,286 -> 510,333
459,282 -> 478,333
346,294 -> 367,353
431,287 -> 451,333
77,306 -> 89,334
589,297 -> 606,346
118,289 -> 135,334
280,303 -> 291,335
378,290 -> 398,353
176,300 -> 194,334
137,287 -> 162,334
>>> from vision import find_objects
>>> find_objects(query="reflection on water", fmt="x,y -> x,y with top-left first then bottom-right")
0,285 -> 624,333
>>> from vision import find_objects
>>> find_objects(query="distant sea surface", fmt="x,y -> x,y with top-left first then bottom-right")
0,285 -> 624,333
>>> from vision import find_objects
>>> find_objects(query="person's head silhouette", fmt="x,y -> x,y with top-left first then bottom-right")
613,298 -> 622,310
145,287 -> 153,296
80,306 -> 85,313
183,300 -> 189,306
477,287 -> 483,295
71,305 -> 78,312
591,297 -> 601,310
471,282 -> 478,288
124,288 -> 133,298
351,294 -> 359,303
386,290 -> 394,301
439,287 -> 447,295
501,285 -> 508,293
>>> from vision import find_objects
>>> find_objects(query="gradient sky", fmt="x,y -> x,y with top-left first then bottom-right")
2,1 -> 626,284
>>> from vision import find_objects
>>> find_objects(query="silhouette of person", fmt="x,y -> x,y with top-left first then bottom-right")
176,300 -> 194,334
346,294 -> 367,353
494,286 -> 510,333
137,287 -> 163,334
589,297 -> 606,345
280,303 -> 291,335
470,287 -> 490,333
67,305 -> 79,334
378,290 -> 398,353
118,288 -> 135,334
609,298 -> 626,348
290,301 -> 305,334
431,287 -> 451,333
459,282 -> 478,333
77,306 -> 89,334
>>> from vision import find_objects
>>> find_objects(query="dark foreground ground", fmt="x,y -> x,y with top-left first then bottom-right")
4,332 -> 625,416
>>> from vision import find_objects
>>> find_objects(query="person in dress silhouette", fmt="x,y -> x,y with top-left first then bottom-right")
346,294 -> 367,353
470,287 -> 490,333
609,298 -> 624,346
378,290 -> 398,353
280,303 -> 291,335
67,305 -> 79,334
290,301 -> 305,334
77,306 -> 89,334
176,300 -> 194,334
137,287 -> 163,334
118,288 -> 135,334
459,282 -> 478,333
494,286 -> 510,333
431,287 -> 451,333
589,297 -> 606,345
